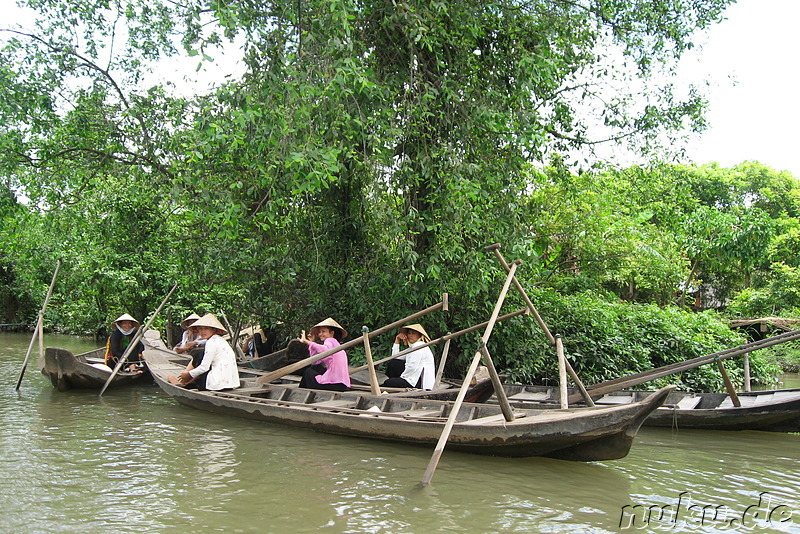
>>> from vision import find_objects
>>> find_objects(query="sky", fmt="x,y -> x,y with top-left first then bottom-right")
2,0 -> 799,178
677,0 -> 800,177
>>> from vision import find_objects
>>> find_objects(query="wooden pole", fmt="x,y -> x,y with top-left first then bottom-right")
100,282 -> 179,396
433,337 -> 451,389
716,358 -> 741,407
555,336 -> 569,408
16,259 -> 62,390
421,261 -> 520,486
219,310 -> 246,361
477,343 -> 515,421
361,326 -> 382,396
568,328 -> 800,403
349,308 -> 529,374
485,243 -> 594,406
256,295 -> 449,384
743,352 -> 752,392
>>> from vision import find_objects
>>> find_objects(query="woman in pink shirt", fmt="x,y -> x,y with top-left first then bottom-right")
297,318 -> 351,391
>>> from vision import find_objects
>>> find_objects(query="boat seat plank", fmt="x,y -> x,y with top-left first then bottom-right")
458,412 -> 527,426
674,396 -> 702,410
389,409 -> 443,418
233,386 -> 269,396
509,392 -> 552,401
718,395 -> 760,408
311,400 -> 357,409
596,395 -> 634,405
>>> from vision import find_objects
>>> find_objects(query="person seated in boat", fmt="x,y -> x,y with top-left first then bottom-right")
104,313 -> 145,373
381,323 -> 435,390
173,312 -> 203,354
297,318 -> 351,392
172,313 -> 240,391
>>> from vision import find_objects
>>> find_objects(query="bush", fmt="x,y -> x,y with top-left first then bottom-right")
485,289 -> 778,391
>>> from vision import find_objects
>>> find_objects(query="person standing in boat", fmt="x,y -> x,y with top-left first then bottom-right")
104,313 -> 145,373
382,323 -> 435,390
173,313 -> 240,391
297,318 -> 351,392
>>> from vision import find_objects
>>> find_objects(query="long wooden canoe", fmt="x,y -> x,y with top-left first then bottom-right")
39,346 -> 150,391
495,384 -> 800,432
145,346 -> 674,460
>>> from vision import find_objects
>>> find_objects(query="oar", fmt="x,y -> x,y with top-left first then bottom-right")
16,259 -> 62,390
99,282 -> 179,396
256,294 -> 449,384
421,260 -> 520,486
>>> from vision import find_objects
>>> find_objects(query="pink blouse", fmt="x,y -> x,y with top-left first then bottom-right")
307,337 -> 350,387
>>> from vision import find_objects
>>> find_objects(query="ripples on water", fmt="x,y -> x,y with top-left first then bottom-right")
1,333 -> 798,533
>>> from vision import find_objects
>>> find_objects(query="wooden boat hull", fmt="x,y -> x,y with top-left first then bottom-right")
498,384 -> 800,432
39,347 -> 150,391
146,348 -> 673,460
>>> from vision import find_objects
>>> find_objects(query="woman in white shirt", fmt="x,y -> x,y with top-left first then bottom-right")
382,323 -> 435,390
174,313 -> 240,391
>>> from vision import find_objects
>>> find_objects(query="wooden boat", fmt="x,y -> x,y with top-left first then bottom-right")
145,346 -> 675,460
39,346 -> 150,391
493,384 -> 800,432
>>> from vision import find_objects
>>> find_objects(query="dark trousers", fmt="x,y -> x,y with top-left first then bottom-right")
299,367 -> 349,392
385,359 -> 405,379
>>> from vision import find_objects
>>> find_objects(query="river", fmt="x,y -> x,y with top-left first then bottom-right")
1,333 -> 798,533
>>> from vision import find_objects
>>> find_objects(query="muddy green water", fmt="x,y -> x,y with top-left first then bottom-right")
1,333 -> 798,533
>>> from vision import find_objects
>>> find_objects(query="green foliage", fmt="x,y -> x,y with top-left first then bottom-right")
492,288 -> 763,391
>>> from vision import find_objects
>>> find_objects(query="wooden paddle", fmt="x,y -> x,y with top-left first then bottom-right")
16,259 -> 61,390
255,294 -> 449,384
421,260 -> 520,486
99,282 -> 178,395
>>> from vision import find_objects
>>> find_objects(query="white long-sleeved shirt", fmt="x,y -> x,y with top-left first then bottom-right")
189,334 -> 240,390
392,340 -> 435,390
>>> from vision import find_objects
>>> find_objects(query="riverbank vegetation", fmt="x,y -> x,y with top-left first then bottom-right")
2,0 -> 797,389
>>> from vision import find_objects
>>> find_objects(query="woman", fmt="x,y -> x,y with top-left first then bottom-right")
104,313 -> 145,372
382,323 -> 435,390
173,312 -> 202,354
174,313 -> 240,391
297,318 -> 351,391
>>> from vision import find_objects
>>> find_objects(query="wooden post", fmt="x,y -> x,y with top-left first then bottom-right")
743,352 -> 752,392
421,260 -> 520,486
485,243 -> 594,406
100,282 -> 179,395
716,358 -> 741,407
477,343 -> 515,421
433,337 -> 451,389
555,336 -> 569,408
257,295 -> 450,384
361,326 -> 382,396
16,259 -> 61,390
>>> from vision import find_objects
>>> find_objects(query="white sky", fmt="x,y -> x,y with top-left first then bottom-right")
2,0 -> 798,178
678,0 -> 800,178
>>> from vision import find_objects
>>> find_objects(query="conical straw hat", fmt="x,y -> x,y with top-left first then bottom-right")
181,312 -> 201,329
112,313 -> 140,327
191,313 -> 227,334
402,323 -> 430,342
309,317 -> 348,339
